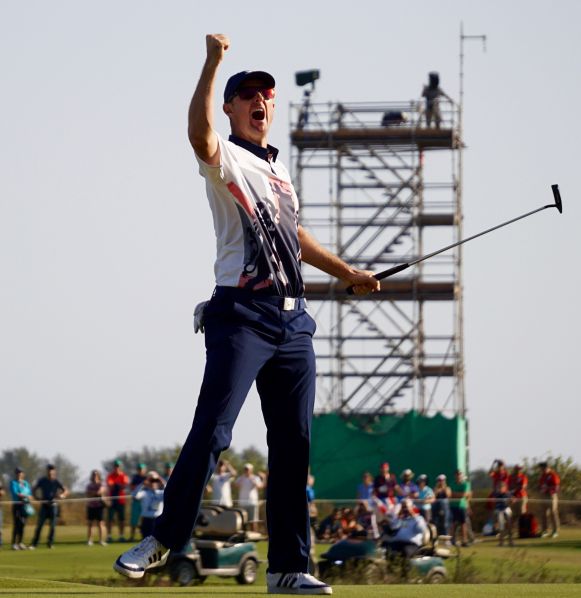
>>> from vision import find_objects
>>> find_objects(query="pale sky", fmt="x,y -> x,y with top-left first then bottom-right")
1,0 -> 579,483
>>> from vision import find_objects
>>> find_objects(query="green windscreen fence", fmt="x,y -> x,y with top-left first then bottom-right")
310,411 -> 467,499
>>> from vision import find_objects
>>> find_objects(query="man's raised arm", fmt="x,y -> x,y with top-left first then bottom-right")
188,34 -> 229,165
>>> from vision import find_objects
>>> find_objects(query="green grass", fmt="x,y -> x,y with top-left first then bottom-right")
448,529 -> 581,583
1,583 -> 580,597
0,525 -> 579,596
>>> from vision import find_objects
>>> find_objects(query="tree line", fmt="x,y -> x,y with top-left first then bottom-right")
0,445 -> 268,491
1,447 -> 579,498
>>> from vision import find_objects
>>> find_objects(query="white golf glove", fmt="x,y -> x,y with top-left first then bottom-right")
193,300 -> 209,334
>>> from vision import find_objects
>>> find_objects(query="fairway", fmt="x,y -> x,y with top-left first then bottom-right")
0,525 -> 580,597
0,581 -> 580,598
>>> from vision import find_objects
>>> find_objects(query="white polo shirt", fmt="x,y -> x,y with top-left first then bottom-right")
195,133 -> 304,297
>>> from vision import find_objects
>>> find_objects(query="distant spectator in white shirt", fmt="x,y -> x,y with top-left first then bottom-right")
209,460 -> 237,507
235,463 -> 265,531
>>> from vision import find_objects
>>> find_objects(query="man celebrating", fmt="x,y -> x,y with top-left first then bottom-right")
114,34 -> 378,595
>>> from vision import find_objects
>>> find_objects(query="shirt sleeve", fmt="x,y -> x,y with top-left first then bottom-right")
195,133 -> 236,186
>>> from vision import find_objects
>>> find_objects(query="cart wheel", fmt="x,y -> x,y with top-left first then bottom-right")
236,558 -> 258,585
426,569 -> 447,584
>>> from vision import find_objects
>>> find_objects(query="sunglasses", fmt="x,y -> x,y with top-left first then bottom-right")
233,86 -> 276,101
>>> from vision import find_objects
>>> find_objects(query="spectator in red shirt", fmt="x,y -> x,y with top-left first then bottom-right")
486,459 -> 510,524
106,459 -> 129,543
538,462 -> 560,538
508,464 -> 528,516
489,459 -> 510,493
373,462 -> 397,508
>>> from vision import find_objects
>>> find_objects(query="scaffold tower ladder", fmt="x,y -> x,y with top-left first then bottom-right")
289,98 -> 465,420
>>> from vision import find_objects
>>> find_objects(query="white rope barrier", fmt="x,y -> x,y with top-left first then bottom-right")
1,495 -> 579,506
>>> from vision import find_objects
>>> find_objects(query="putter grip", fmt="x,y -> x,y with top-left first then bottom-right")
375,262 -> 410,280
346,262 -> 410,295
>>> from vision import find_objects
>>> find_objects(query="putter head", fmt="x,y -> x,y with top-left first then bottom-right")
551,184 -> 563,214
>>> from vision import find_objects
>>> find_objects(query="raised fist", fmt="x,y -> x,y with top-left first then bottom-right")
206,33 -> 230,64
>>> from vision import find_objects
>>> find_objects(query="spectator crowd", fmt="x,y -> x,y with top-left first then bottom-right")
0,456 -> 561,552
0,457 -> 269,550
313,459 -> 561,550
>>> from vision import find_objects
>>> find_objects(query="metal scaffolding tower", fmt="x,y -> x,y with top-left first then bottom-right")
289,98 -> 465,420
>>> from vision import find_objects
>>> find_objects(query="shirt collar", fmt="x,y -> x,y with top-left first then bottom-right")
229,134 -> 279,163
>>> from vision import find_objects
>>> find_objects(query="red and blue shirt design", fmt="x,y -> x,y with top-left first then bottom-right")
195,133 -> 304,297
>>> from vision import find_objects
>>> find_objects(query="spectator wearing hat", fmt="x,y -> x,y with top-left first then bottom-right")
432,474 -> 451,536
30,464 -> 68,549
134,472 -> 165,539
508,464 -> 528,518
538,462 -> 560,538
10,468 -> 32,550
128,464 -> 147,542
235,463 -> 265,532
397,469 -> 419,500
107,459 -> 129,542
417,475 -> 435,522
86,470 -> 108,546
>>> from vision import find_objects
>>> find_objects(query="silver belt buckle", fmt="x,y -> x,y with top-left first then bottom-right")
283,297 -> 295,311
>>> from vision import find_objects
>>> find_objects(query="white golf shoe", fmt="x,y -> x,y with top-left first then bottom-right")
113,535 -> 169,579
267,572 -> 332,595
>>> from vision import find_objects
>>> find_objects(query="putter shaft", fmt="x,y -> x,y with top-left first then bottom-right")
346,184 -> 561,293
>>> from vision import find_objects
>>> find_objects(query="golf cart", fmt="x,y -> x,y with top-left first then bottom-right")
162,505 -> 261,586
317,522 -> 450,585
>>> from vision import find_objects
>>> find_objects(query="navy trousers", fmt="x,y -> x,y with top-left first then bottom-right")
32,503 -> 58,547
154,286 -> 317,573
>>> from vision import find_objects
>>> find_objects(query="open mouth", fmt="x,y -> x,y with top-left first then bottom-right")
251,108 -> 265,121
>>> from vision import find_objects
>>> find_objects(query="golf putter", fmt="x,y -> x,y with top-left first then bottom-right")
347,184 -> 563,294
